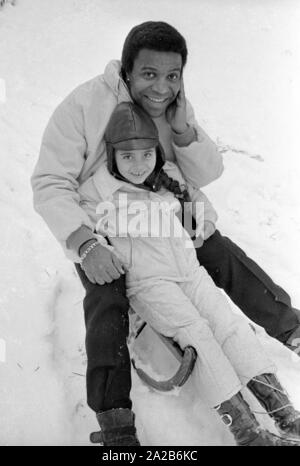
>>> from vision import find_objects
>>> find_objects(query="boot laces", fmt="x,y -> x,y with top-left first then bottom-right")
250,377 -> 293,416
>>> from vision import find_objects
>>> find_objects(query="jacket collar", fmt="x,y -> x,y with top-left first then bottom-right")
93,161 -> 176,201
103,60 -> 132,104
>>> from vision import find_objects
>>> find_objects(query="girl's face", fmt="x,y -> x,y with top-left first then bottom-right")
127,49 -> 182,118
115,147 -> 156,184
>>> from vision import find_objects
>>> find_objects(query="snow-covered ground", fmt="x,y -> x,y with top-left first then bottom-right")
0,0 -> 299,445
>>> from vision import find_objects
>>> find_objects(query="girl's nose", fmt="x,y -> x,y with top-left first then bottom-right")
131,158 -> 144,168
134,155 -> 147,167
134,163 -> 146,171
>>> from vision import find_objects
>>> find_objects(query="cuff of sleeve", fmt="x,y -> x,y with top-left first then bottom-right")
204,219 -> 216,230
204,220 -> 217,240
172,125 -> 198,147
66,225 -> 96,255
195,219 -> 216,240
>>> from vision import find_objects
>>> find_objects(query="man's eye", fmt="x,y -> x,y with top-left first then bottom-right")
143,72 -> 156,79
168,73 -> 179,82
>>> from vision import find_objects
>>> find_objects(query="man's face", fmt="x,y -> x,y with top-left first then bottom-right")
127,49 -> 182,118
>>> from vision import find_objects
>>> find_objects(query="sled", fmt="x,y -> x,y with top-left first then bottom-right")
130,321 -> 258,392
131,320 -> 197,392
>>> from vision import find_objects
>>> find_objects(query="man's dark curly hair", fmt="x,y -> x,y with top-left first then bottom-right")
121,21 -> 188,78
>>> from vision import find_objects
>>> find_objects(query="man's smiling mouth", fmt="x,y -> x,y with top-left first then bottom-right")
145,96 -> 169,103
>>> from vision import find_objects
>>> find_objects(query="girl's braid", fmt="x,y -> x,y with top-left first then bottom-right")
153,169 -> 196,239
154,169 -> 191,206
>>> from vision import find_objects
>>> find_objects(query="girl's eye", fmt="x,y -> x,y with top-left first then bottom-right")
122,155 -> 132,160
168,73 -> 180,82
144,152 -> 153,159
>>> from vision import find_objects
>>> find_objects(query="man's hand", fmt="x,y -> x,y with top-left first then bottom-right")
203,221 -> 215,240
81,243 -> 127,285
193,221 -> 216,248
166,77 -> 188,134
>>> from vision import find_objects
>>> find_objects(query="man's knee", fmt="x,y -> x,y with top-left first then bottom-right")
197,230 -> 225,260
201,230 -> 244,258
84,275 -> 128,309
83,278 -> 129,329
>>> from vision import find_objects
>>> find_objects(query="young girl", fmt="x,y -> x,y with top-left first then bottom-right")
78,102 -> 300,446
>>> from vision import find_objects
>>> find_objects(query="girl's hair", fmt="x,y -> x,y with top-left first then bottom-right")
152,169 -> 195,238
150,169 -> 191,205
121,21 -> 188,77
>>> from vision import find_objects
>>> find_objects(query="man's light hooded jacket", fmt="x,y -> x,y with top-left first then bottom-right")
31,60 -> 223,259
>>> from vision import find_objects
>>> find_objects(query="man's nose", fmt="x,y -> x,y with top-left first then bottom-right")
151,77 -> 168,94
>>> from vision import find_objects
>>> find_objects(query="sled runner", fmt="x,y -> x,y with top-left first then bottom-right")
131,320 -> 197,392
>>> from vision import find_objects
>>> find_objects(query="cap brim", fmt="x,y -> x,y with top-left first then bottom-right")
113,138 -> 157,150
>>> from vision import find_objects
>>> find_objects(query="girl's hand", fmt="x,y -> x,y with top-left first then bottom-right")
166,77 -> 188,134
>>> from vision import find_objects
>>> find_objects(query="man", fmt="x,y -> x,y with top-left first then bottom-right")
31,21 -> 300,446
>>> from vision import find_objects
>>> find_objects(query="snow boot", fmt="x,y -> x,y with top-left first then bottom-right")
247,373 -> 300,440
216,392 -> 298,446
94,408 -> 140,446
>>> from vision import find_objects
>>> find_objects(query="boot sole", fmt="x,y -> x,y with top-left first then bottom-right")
277,428 -> 300,443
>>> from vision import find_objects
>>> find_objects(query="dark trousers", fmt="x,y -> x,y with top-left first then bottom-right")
196,230 -> 299,340
75,230 -> 300,413
75,263 -> 132,413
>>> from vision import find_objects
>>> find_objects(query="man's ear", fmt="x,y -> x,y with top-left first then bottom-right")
124,70 -> 131,83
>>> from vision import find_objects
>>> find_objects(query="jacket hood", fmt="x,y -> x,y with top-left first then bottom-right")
104,102 -> 165,190
103,60 -> 131,103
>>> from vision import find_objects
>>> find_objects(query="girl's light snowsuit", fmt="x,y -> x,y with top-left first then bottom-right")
78,161 -> 276,408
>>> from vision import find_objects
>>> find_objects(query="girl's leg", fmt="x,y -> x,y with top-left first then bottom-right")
180,263 -> 300,442
128,280 -> 242,407
180,264 -> 276,386
129,278 -> 297,446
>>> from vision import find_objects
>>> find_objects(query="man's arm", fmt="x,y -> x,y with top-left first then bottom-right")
188,185 -> 218,240
162,161 -> 218,241
31,94 -> 95,260
172,99 -> 224,189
